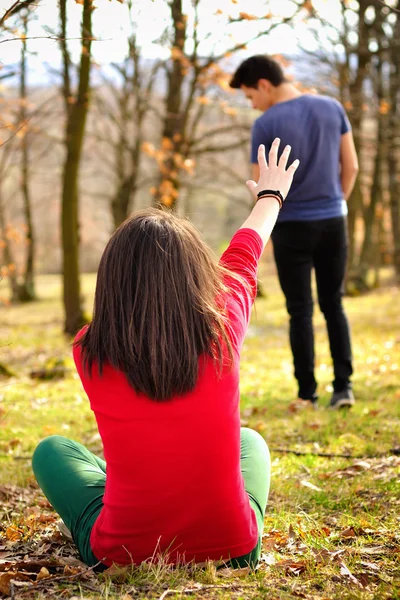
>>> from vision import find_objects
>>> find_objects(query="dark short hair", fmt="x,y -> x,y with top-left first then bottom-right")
75,208 -> 240,401
230,55 -> 285,89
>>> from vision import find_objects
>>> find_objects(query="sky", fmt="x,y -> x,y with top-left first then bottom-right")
0,0 -> 359,83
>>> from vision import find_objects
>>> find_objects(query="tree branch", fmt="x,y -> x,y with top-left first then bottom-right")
190,124 -> 250,149
376,0 -> 400,12
194,138 -> 248,154
0,0 -> 38,28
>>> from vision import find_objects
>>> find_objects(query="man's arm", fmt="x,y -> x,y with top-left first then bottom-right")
340,131 -> 359,200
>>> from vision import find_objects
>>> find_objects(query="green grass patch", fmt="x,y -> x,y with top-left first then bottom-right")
0,271 -> 399,599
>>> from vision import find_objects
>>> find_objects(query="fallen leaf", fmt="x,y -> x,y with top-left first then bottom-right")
352,546 -> 387,556
339,561 -> 363,587
217,567 -> 250,578
341,526 -> 357,538
312,548 -> 331,564
260,552 -> 276,565
262,530 -> 290,551
263,537 -> 279,551
5,526 -> 23,541
360,561 -> 380,571
288,524 -> 296,539
288,400 -> 315,413
36,566 -> 50,581
276,559 -> 307,576
308,421 -> 321,430
309,527 -> 331,538
0,571 -> 32,595
340,526 -> 366,538
350,461 -> 371,472
8,438 -> 22,449
63,565 -> 83,576
300,480 -> 323,492
312,547 -> 346,564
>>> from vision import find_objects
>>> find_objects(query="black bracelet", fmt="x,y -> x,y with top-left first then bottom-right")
257,189 -> 284,204
257,194 -> 282,209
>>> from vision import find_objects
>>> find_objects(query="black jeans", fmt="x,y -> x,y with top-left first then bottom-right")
271,216 -> 353,400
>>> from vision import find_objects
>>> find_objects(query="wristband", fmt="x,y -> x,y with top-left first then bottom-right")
257,193 -> 283,209
257,189 -> 284,204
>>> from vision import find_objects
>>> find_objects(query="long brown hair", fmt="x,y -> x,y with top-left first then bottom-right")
75,208 -> 237,401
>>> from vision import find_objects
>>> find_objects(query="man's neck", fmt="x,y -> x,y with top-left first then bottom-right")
270,83 -> 302,106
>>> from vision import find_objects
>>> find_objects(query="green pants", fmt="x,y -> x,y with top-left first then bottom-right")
32,428 -> 270,569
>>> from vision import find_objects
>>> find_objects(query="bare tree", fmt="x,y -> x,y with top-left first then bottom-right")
0,0 -> 38,28
152,0 -> 303,210
388,3 -> 400,282
16,11 -> 36,301
0,132 -> 19,302
92,1 -> 164,229
59,0 -> 93,334
297,0 -> 399,290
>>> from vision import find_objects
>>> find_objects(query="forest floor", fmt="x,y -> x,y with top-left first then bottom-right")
0,269 -> 399,599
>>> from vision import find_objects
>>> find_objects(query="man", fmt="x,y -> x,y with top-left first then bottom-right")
230,55 -> 359,409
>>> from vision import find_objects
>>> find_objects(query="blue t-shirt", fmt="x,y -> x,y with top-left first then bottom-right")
251,94 -> 351,222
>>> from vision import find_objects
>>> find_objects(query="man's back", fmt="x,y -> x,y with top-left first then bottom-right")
251,95 -> 350,222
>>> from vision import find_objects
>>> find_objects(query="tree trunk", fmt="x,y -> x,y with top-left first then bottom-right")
17,14 -> 36,302
154,0 -> 186,210
112,173 -> 135,229
110,86 -> 141,229
356,57 -> 387,287
0,187 -> 19,302
388,10 -> 400,283
60,0 -> 92,334
346,0 -> 370,275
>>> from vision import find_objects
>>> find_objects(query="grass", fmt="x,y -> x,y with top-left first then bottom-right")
0,265 -> 399,599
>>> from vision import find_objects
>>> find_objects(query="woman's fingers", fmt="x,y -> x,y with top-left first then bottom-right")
278,144 -> 291,170
246,180 -> 258,194
257,144 -> 268,173
287,159 -> 300,176
248,140 -> 299,200
268,137 -> 280,168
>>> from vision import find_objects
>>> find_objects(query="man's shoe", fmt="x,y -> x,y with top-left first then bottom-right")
329,389 -> 355,409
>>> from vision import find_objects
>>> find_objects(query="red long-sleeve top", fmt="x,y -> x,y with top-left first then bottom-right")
73,228 -> 264,566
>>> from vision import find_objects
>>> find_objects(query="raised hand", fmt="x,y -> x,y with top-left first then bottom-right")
246,138 -> 300,202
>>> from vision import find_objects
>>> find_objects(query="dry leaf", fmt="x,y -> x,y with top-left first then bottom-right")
340,526 -> 366,538
276,559 -> 307,576
260,552 -> 276,565
217,567 -> 250,578
300,480 -> 323,492
36,567 -> 50,581
309,526 -> 330,538
341,526 -> 357,538
339,561 -> 363,587
353,546 -> 387,556
312,547 -> 346,564
360,561 -> 380,571
350,461 -> 371,472
63,565 -> 83,576
0,572 -> 32,595
5,526 -> 23,541
288,399 -> 314,413
262,536 -> 278,551
288,524 -> 296,539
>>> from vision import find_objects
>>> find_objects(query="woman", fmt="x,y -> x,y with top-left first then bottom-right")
32,140 -> 299,569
